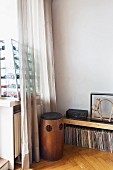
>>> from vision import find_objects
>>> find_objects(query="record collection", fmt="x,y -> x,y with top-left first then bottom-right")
64,125 -> 113,153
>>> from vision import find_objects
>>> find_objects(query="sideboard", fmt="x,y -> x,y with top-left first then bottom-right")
0,99 -> 20,170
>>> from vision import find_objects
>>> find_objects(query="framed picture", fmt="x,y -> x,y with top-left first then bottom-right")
90,93 -> 113,122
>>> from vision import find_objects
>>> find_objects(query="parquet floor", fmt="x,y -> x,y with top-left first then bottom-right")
15,144 -> 113,170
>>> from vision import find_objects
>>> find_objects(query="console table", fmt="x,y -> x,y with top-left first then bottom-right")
64,118 -> 113,153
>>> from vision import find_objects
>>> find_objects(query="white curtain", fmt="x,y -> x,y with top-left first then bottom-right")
17,0 -> 57,169
38,0 -> 57,113
17,0 -> 39,169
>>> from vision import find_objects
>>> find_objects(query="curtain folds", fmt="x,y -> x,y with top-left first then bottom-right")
39,0 -> 57,113
17,0 -> 39,169
17,0 -> 57,169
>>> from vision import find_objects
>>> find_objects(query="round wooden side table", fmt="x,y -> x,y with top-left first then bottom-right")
40,112 -> 64,161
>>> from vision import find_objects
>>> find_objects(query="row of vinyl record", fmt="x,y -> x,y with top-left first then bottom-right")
64,125 -> 113,153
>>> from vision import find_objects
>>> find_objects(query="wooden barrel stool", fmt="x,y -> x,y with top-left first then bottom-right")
40,112 -> 64,161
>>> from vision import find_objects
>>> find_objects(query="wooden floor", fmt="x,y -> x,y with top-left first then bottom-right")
15,144 -> 113,170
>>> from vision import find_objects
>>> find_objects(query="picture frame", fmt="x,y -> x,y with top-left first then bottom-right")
90,93 -> 113,122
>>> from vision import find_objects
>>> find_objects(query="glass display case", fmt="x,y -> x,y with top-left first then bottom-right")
0,39 -> 35,100
0,40 -> 20,99
11,39 -> 20,98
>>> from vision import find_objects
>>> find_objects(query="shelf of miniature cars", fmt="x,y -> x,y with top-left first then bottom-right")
0,57 -> 5,60
1,74 -> 15,79
1,75 -> 19,79
1,94 -> 18,98
0,84 -> 20,88
0,40 -> 20,99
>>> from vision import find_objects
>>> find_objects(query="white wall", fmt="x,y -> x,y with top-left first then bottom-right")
52,0 -> 113,115
0,0 -> 18,40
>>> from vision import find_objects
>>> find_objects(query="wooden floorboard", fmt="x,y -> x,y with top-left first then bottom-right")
15,144 -> 113,170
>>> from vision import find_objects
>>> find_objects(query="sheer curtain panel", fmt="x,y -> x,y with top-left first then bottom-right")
17,0 -> 57,169
17,0 -> 39,169
38,0 -> 57,113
